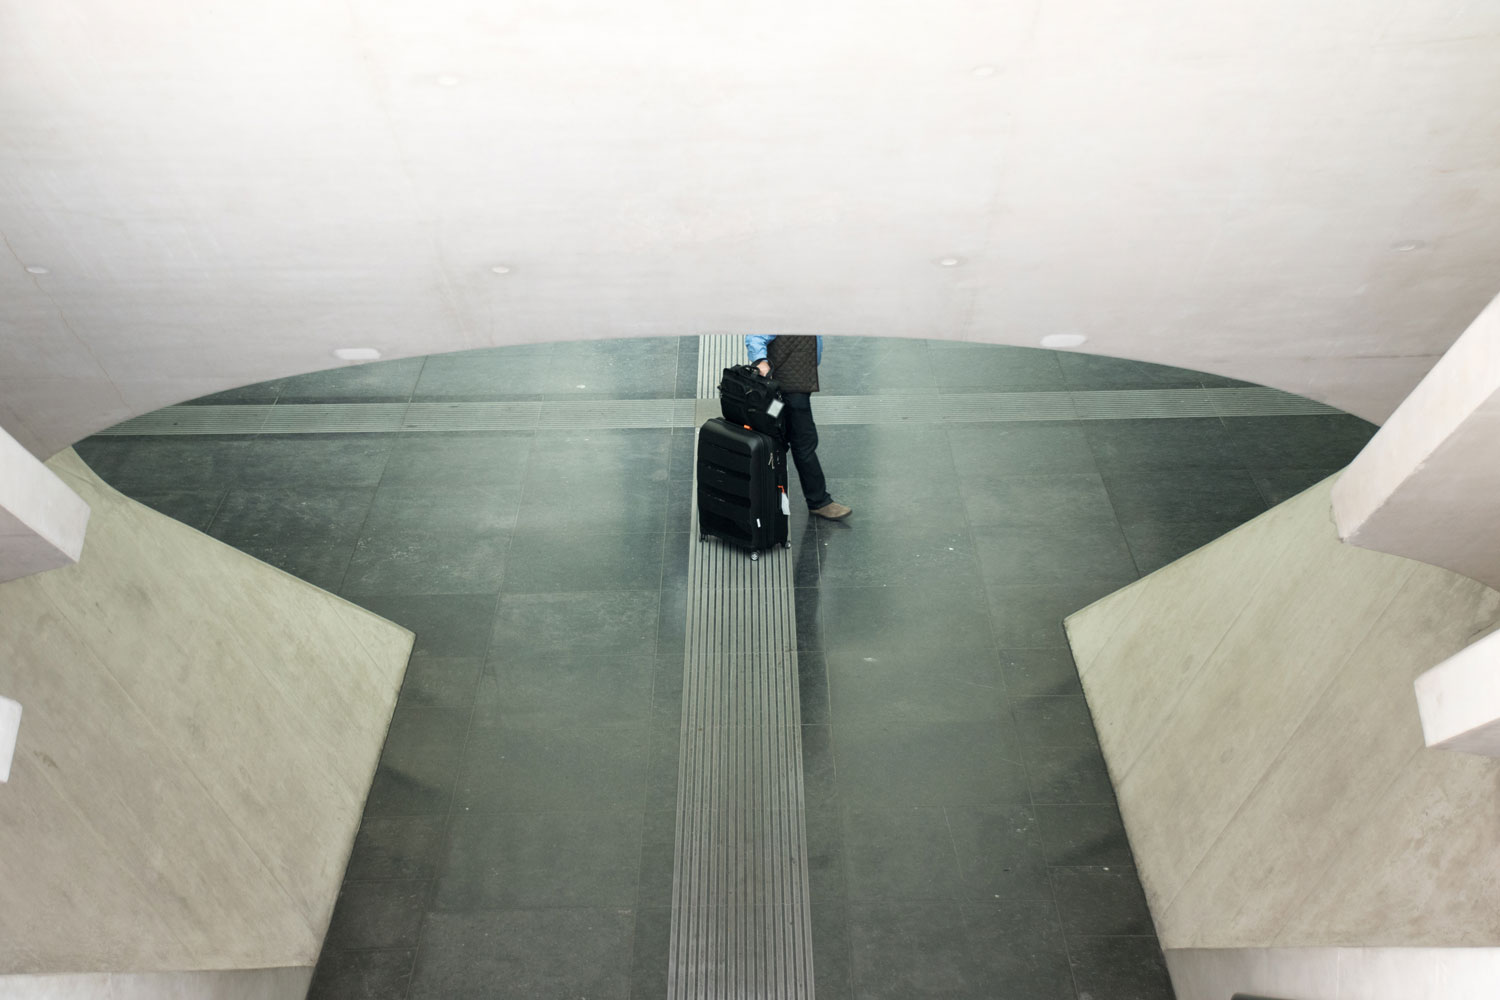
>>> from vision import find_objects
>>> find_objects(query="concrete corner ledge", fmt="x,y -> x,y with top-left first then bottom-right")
1415,628 -> 1500,756
0,424 -> 90,582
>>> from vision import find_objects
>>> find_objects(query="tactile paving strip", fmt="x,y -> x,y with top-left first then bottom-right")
698,334 -> 748,399
669,335 -> 815,999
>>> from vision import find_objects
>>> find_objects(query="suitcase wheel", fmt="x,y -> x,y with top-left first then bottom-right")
750,551 -> 759,562
784,541 -> 792,549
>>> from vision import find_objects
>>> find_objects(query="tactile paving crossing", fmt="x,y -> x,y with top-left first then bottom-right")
97,386 -> 1333,439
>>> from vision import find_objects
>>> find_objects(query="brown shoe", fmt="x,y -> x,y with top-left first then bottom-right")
810,501 -> 852,520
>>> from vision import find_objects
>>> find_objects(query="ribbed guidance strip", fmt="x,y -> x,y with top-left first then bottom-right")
669,336 -> 815,999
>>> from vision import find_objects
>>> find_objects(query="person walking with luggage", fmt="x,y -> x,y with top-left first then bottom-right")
744,334 -> 852,521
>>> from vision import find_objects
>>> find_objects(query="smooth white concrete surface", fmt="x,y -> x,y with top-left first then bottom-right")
6,1 -> 1500,457
1414,629 -> 1500,756
0,423 -> 90,582
1067,477 -> 1500,952
0,695 -> 19,782
0,451 -> 412,974
0,967 -> 313,1000
1165,947 -> 1500,1000
1333,291 -> 1500,589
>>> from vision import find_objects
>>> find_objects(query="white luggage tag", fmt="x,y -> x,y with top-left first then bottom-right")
765,398 -> 785,419
780,491 -> 791,515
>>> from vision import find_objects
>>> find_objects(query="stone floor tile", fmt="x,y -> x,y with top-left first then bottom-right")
1066,935 -> 1175,1000
307,949 -> 414,1000
323,881 -> 428,951
1036,803 -> 1135,867
1051,867 -> 1155,937
409,910 -> 633,1000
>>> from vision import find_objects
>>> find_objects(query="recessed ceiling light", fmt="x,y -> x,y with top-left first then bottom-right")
971,66 -> 997,78
333,347 -> 382,361
937,257 -> 963,267
24,266 -> 48,275
490,265 -> 513,275
1390,240 -> 1427,252
436,74 -> 462,87
1041,334 -> 1088,349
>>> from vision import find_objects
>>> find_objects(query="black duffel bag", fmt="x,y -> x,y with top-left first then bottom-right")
718,365 -> 787,442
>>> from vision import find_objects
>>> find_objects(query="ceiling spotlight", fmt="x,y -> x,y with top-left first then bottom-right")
436,74 -> 462,87
971,66 -> 998,78
490,265 -> 513,275
937,257 -> 963,267
1390,240 -> 1427,252
1040,334 -> 1088,349
24,266 -> 48,275
333,347 -> 382,361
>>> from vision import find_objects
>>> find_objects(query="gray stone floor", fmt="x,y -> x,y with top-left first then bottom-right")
74,337 -> 1376,1000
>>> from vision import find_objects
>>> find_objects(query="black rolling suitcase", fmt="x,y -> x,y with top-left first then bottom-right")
696,417 -> 790,560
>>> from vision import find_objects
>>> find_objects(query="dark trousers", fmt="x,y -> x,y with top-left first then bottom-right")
783,393 -> 832,509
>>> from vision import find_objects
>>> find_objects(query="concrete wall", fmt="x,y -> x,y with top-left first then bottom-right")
0,451 -> 411,986
0,968 -> 313,1000
1065,477 -> 1500,996
7,1 -> 1500,458
1166,946 -> 1500,1000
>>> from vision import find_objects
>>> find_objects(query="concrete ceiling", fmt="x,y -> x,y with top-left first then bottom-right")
3,0 -> 1500,457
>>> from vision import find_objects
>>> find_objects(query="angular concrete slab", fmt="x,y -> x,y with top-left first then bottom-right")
0,451 -> 412,976
1415,628 -> 1500,756
1334,291 -> 1500,589
1067,476 -> 1500,955
0,696 -> 17,783
0,423 -> 89,582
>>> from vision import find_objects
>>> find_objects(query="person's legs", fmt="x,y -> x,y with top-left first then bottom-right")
782,394 -> 833,510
